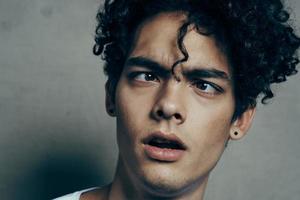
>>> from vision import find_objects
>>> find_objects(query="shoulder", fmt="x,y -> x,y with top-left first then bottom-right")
53,186 -> 110,200
53,194 -> 76,200
53,187 -> 100,200
80,186 -> 110,200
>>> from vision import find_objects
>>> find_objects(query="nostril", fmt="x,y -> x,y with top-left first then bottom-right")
174,113 -> 181,120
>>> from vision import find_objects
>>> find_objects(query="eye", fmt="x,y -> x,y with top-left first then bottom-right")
129,71 -> 159,82
191,80 -> 223,96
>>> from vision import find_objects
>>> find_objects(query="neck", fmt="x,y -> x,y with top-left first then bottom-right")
107,157 -> 209,200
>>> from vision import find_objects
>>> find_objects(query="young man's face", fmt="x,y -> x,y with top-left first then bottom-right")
107,12 -> 252,195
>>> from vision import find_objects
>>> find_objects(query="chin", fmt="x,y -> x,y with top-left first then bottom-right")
142,177 -> 187,197
137,164 -> 201,197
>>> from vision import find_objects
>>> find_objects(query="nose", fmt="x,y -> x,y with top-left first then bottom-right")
151,83 -> 186,124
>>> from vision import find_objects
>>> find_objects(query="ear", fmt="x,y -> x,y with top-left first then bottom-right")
105,80 -> 116,117
229,107 -> 256,140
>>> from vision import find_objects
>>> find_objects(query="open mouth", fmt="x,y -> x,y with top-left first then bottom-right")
147,137 -> 186,150
143,133 -> 187,162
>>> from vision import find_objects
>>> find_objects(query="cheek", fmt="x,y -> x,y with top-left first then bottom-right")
188,109 -> 232,150
114,81 -> 153,143
200,103 -> 233,141
186,97 -> 234,167
188,93 -> 234,134
114,83 -> 145,165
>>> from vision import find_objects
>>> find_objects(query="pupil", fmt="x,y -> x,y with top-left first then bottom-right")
145,73 -> 154,81
198,83 -> 208,90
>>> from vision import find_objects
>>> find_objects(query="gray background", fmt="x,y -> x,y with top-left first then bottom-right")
0,0 -> 299,199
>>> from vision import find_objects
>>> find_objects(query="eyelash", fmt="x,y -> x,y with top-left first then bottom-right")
128,71 -> 224,95
191,79 -> 224,95
128,71 -> 159,82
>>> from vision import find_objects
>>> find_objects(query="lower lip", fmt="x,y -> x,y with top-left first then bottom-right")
144,144 -> 185,162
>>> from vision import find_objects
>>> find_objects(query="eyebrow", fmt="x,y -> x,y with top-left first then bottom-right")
125,56 -> 231,81
125,56 -> 170,77
183,68 -> 231,81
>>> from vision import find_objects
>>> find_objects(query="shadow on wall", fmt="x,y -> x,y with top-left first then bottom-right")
41,155 -> 104,199
13,151 -> 109,200
8,130 -> 113,200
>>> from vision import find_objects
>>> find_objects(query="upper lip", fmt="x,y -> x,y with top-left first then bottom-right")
142,131 -> 187,150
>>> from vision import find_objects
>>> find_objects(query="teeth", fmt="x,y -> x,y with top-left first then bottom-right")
155,138 -> 170,143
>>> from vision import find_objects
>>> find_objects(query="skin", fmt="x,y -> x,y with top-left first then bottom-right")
82,12 -> 255,200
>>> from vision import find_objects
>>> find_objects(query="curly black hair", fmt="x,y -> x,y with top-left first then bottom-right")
93,0 -> 300,118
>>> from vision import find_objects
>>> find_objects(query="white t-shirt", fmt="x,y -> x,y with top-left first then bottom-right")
53,188 -> 98,200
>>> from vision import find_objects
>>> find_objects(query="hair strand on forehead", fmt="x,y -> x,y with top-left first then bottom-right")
171,21 -> 191,80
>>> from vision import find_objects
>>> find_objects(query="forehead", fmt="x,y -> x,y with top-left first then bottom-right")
129,12 -> 231,75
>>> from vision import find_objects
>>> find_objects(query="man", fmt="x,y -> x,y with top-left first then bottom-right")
55,0 -> 300,199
